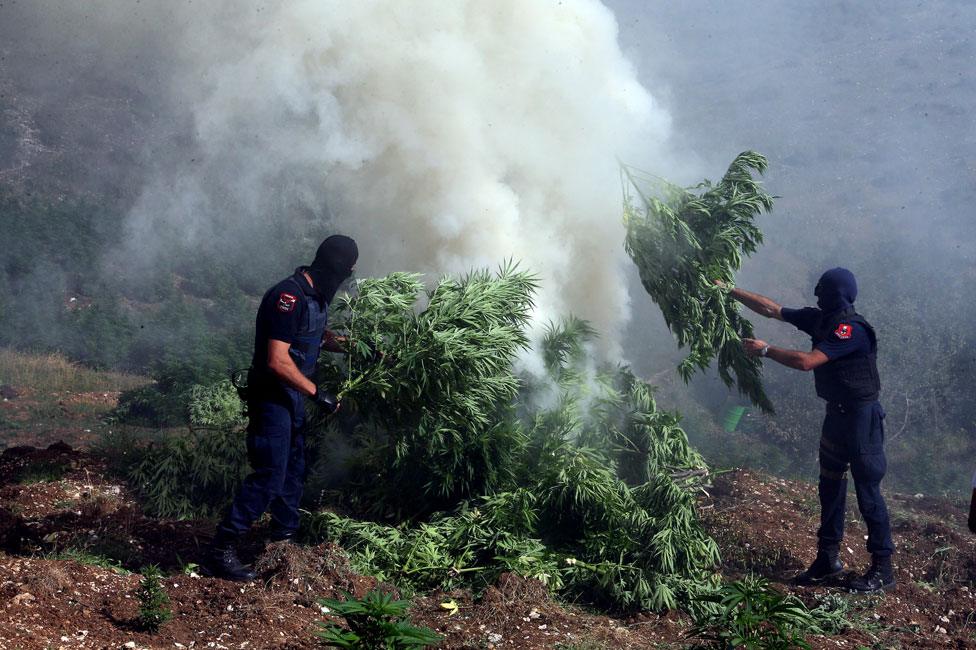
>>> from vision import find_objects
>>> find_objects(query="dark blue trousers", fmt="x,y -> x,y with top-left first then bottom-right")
817,401 -> 894,558
219,398 -> 307,537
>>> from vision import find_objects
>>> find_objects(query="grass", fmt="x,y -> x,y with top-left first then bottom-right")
0,347 -> 150,445
49,548 -> 131,574
17,460 -> 68,484
0,347 -> 146,394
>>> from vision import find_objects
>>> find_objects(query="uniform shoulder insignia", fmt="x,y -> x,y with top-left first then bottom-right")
834,323 -> 853,340
277,292 -> 298,313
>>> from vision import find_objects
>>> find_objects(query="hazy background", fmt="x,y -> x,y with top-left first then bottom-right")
1,1 -> 973,493
610,0 -> 976,488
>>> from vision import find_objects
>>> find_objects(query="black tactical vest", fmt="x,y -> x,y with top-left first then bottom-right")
248,272 -> 329,409
811,308 -> 881,404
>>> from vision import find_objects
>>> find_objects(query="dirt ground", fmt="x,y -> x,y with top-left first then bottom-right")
0,442 -> 974,649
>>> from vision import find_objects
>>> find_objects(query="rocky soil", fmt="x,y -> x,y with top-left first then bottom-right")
0,441 -> 973,649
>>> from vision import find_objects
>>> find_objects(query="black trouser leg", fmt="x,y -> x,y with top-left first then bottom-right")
850,403 -> 894,558
817,413 -> 850,553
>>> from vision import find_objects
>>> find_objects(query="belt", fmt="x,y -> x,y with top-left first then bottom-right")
825,400 -> 877,415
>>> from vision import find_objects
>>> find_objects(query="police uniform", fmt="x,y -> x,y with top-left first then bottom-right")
782,305 -> 895,561
217,267 -> 329,540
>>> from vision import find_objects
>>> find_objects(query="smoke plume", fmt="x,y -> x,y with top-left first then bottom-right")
119,0 -> 678,356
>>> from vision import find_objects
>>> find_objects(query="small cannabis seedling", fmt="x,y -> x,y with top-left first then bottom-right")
135,564 -> 173,633
315,590 -> 442,649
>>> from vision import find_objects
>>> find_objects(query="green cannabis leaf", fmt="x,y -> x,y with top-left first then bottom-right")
623,151 -> 776,413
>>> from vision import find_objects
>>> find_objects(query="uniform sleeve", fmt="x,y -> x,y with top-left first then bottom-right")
781,307 -> 821,336
264,288 -> 304,344
814,321 -> 869,360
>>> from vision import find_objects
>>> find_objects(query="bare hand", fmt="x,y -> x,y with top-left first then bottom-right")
713,279 -> 727,289
742,338 -> 769,357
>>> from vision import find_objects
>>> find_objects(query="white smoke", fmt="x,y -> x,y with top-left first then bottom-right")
126,0 -> 679,357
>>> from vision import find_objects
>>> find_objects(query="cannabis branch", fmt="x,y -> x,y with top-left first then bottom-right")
623,150 -> 776,412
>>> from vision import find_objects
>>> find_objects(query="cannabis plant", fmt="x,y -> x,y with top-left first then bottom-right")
316,590 -> 442,649
304,314 -> 720,614
128,418 -> 248,518
689,576 -> 820,649
318,264 -> 538,515
115,264 -> 722,616
623,151 -> 776,412
135,565 -> 173,633
187,379 -> 246,429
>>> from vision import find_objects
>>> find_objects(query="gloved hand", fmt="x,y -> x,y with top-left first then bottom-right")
310,387 -> 340,415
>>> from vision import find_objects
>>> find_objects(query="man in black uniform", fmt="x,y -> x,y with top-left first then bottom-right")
202,235 -> 358,581
725,268 -> 895,592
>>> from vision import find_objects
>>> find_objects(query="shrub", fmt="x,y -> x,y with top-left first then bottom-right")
187,379 -> 246,429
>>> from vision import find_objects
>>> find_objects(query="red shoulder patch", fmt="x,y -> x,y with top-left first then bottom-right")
277,293 -> 297,313
834,323 -> 853,340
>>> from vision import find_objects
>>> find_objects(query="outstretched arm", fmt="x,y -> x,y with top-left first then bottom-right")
728,286 -> 784,320
742,338 -> 829,372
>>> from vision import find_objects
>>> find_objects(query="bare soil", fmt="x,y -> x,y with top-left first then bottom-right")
0,443 -> 973,648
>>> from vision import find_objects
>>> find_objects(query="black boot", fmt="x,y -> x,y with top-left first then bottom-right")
201,530 -> 257,582
793,550 -> 844,586
849,556 -> 895,593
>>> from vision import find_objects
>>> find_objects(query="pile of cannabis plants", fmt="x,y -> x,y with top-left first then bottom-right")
316,265 -> 537,516
623,151 -> 776,412
115,265 -> 721,614
303,292 -> 720,614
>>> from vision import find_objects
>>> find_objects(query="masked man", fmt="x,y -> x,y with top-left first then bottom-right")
725,268 -> 895,593
202,235 -> 358,581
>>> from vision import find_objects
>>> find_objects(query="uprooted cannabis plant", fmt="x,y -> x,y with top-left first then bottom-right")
298,275 -> 720,613
623,150 -> 776,412
114,265 -> 720,614
688,576 -> 835,650
315,265 -> 538,516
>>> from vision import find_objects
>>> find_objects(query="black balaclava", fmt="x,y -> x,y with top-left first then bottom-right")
307,235 -> 358,303
814,267 -> 857,314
